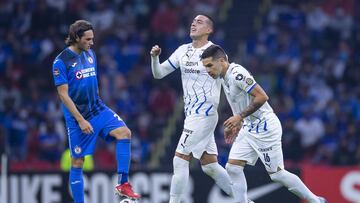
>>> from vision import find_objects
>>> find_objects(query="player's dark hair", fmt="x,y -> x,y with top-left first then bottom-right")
65,20 -> 93,46
201,44 -> 227,60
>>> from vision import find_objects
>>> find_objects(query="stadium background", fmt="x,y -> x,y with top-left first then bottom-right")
0,0 -> 359,202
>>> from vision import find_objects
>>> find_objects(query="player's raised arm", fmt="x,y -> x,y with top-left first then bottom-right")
56,84 -> 94,134
150,44 -> 177,79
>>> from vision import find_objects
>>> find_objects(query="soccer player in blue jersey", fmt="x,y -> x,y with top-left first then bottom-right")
52,20 -> 140,203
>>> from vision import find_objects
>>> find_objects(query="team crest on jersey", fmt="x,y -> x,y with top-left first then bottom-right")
246,78 -> 254,85
75,70 -> 83,79
88,57 -> 93,64
74,146 -> 82,154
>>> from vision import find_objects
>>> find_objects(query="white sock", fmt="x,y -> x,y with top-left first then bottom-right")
169,156 -> 189,203
202,162 -> 233,196
226,163 -> 248,203
270,169 -> 319,203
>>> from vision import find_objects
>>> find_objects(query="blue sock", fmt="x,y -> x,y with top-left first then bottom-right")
116,139 -> 131,184
69,167 -> 84,203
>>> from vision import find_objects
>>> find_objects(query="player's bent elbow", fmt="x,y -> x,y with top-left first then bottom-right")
263,94 -> 269,102
152,72 -> 165,79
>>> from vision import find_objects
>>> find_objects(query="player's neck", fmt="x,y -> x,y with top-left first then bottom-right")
192,38 -> 208,48
69,45 -> 82,55
221,63 -> 230,78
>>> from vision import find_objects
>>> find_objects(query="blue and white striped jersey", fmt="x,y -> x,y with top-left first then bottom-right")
167,41 -> 221,116
223,63 -> 274,132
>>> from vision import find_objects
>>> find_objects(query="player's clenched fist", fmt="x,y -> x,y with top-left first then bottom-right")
150,45 -> 161,56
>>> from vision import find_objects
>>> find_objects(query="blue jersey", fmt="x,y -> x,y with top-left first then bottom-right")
52,48 -> 106,124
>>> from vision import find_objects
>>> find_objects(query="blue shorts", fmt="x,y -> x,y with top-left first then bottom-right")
66,107 -> 126,158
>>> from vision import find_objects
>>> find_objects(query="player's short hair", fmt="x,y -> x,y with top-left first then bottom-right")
65,20 -> 93,46
201,44 -> 227,60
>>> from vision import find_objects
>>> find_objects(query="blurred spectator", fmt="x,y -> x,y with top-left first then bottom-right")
38,121 -> 62,163
6,108 -> 28,161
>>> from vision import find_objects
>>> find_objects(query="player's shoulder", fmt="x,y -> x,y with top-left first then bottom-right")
54,48 -> 75,64
176,43 -> 192,52
228,63 -> 249,79
53,50 -> 67,66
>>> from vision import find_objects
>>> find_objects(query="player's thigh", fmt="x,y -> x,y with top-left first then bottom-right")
255,139 -> 284,173
67,126 -> 97,157
228,131 -> 258,166
176,114 -> 218,159
95,107 -> 128,141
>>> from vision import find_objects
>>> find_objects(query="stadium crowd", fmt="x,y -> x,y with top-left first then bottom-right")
0,0 -> 359,171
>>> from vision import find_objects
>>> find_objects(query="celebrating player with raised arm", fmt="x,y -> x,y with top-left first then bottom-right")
52,20 -> 140,203
201,44 -> 327,203
150,14 -> 254,203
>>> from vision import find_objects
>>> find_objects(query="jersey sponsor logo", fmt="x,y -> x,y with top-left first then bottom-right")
75,67 -> 96,80
183,128 -> 194,134
74,146 -> 82,154
184,68 -> 200,74
88,57 -> 93,64
246,78 -> 254,85
53,68 -> 60,76
185,61 -> 198,66
258,146 -> 272,152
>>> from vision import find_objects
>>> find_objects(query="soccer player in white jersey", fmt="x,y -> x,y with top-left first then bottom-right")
201,44 -> 328,203
150,15 -> 236,203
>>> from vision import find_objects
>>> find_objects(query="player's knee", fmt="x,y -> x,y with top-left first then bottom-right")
200,152 -> 217,165
122,128 -> 132,139
71,157 -> 85,168
113,127 -> 132,140
173,156 -> 189,174
269,169 -> 287,182
225,163 -> 244,177
201,162 -> 222,177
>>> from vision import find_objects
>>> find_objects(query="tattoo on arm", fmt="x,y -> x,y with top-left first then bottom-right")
239,100 -> 263,119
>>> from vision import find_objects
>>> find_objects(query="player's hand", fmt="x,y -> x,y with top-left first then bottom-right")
78,119 -> 94,134
224,126 -> 240,144
150,45 -> 161,56
224,115 -> 243,130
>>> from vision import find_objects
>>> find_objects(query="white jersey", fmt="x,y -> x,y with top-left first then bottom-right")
222,63 -> 274,133
167,41 -> 221,116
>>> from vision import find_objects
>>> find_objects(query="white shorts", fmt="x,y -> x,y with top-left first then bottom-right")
228,114 -> 284,173
176,113 -> 218,159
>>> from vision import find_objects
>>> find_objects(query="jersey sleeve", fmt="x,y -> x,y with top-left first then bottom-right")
166,46 -> 182,70
52,59 -> 68,86
232,66 -> 257,93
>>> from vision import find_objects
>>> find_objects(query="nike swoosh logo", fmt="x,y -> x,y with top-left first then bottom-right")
248,182 -> 282,199
71,180 -> 81,184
